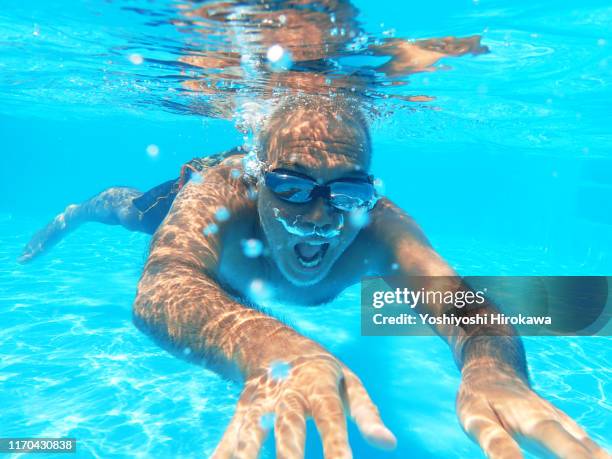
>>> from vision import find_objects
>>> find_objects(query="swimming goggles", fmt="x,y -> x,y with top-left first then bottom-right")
264,169 -> 378,211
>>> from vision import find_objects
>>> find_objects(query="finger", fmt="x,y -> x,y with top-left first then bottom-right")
340,367 -> 396,451
274,390 -> 307,459
211,384 -> 257,459
232,405 -> 272,459
310,381 -> 352,459
525,419 -> 593,459
556,410 -> 611,458
460,408 -> 523,459
211,405 -> 247,459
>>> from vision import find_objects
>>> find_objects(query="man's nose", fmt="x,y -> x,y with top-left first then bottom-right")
303,197 -> 342,233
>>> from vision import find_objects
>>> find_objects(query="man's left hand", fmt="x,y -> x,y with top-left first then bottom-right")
457,362 -> 610,458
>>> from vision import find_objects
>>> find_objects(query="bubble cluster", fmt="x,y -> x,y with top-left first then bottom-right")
235,101 -> 267,135
347,33 -> 369,52
242,152 -> 264,180
241,238 -> 263,258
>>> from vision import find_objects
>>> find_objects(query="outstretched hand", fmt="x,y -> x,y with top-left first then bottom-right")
212,353 -> 396,458
457,363 -> 610,458
372,35 -> 489,76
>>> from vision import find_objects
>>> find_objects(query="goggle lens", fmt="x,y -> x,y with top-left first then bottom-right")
265,171 -> 377,211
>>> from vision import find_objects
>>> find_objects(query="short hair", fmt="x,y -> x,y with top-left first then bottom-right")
257,94 -> 372,167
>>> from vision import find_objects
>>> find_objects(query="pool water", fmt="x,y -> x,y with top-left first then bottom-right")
1,0 -> 611,457
1,219 -> 610,458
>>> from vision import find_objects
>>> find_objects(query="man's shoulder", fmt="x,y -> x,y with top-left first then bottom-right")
192,147 -> 245,170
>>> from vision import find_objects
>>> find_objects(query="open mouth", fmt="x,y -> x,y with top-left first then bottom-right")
294,241 -> 330,268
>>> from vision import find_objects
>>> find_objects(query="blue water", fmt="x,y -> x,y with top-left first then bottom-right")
1,0 -> 611,458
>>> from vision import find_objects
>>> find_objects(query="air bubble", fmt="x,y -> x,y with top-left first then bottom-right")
230,168 -> 241,179
266,45 -> 293,72
215,207 -> 230,222
278,14 -> 287,24
129,53 -> 144,65
267,45 -> 283,62
349,208 -> 370,229
260,413 -> 276,430
373,178 -> 385,195
268,360 -> 291,381
241,239 -> 263,258
203,223 -> 218,236
249,279 -> 271,301
146,144 -> 159,157
189,173 -> 204,185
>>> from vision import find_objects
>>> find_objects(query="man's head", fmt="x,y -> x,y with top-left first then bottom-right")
256,96 -> 374,286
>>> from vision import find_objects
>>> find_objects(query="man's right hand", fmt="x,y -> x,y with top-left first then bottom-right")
211,351 -> 396,459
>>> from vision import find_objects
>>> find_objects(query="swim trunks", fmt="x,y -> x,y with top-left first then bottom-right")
132,147 -> 241,233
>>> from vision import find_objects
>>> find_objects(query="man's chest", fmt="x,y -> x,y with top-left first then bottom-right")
217,234 -> 379,307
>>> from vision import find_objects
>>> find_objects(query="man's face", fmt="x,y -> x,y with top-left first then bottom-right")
257,108 -> 371,286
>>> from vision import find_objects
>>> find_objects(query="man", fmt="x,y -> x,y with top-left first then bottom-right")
20,96 -> 609,459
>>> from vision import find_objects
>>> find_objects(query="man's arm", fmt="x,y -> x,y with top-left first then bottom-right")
368,198 -> 609,459
369,35 -> 489,77
133,167 -> 295,376
133,164 -> 396,458
368,199 -> 526,372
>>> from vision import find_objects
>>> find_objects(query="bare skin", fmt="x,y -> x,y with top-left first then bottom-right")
18,2 -> 488,265
21,101 -> 610,458
178,0 -> 488,117
18,187 -> 145,263
18,1 -> 610,457
133,104 -> 608,458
